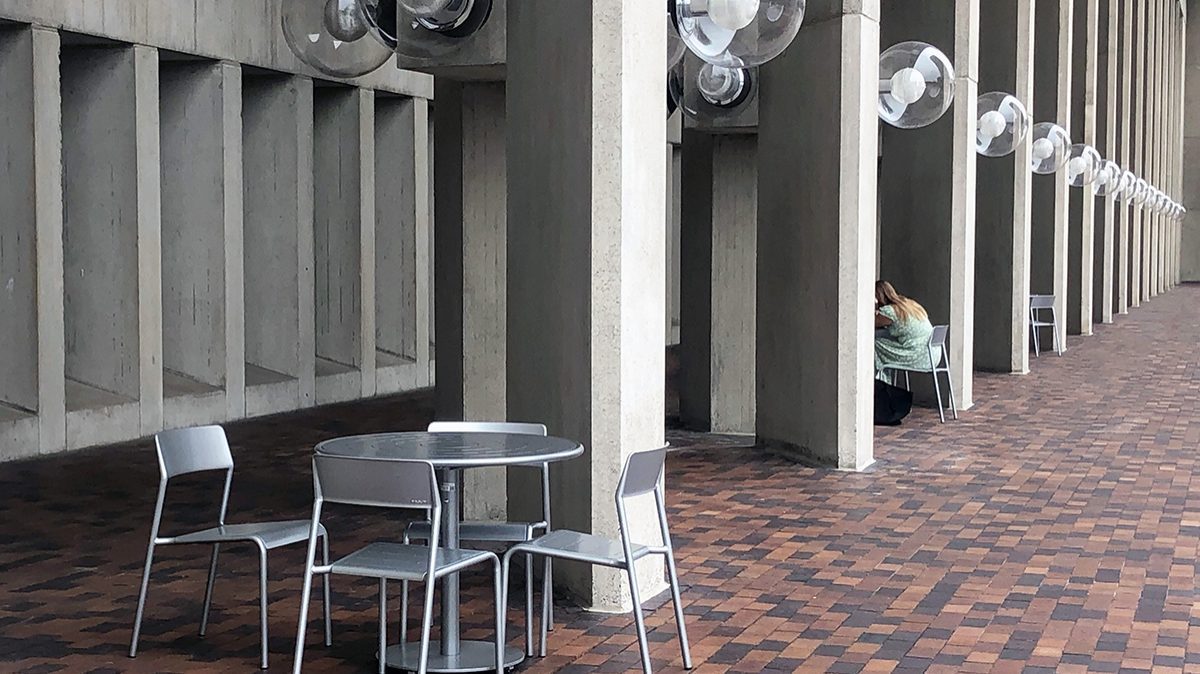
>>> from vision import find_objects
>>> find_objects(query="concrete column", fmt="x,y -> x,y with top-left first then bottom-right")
1067,0 -> 1098,335
1185,7 -> 1199,282
506,0 -> 667,610
679,132 -> 757,434
1148,0 -> 1162,299
1118,0 -> 1133,314
433,80 -> 508,521
1096,0 -> 1118,325
135,46 -> 164,436
34,27 -> 65,456
358,88 -> 377,398
757,2 -> 877,469
222,63 -> 246,420
667,113 -> 683,346
1032,0 -> 1074,345
975,0 -> 1034,374
879,0 -> 977,408
1131,0 -> 1145,304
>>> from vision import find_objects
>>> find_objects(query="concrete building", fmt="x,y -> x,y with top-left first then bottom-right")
0,0 -> 1191,613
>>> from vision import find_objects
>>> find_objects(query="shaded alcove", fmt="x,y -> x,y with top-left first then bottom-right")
374,92 -> 419,372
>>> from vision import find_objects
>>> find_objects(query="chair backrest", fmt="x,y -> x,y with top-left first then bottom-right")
155,426 -> 234,479
427,421 -> 548,437
928,325 -> 950,368
617,446 -> 668,499
1029,294 -> 1056,310
314,455 -> 439,511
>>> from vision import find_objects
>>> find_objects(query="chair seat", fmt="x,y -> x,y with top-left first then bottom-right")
330,542 -> 494,581
171,520 -> 324,549
511,530 -> 651,569
406,520 -> 545,543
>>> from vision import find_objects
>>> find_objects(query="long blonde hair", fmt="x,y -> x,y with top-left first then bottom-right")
876,281 -> 928,323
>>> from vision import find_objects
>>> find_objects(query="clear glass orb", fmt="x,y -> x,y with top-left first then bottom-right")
282,0 -> 391,78
1065,144 -> 1101,187
325,0 -> 369,41
1132,178 -> 1149,205
680,59 -> 756,124
364,0 -> 491,58
1092,160 -> 1121,196
696,63 -> 750,106
878,42 -> 956,129
672,0 -> 806,68
1114,169 -> 1137,202
975,92 -> 1029,157
1029,122 -> 1070,174
668,60 -> 684,117
668,9 -> 688,70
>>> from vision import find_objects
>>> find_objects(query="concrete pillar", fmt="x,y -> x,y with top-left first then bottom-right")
242,74 -> 317,416
1148,0 -> 1162,300
974,0 -> 1034,374
135,46 -> 164,437
1131,0 -> 1145,305
1118,0 -> 1133,314
433,80 -> 508,521
1096,0 -> 1118,325
879,0 -> 977,408
667,113 -> 683,346
221,63 -> 246,421
679,132 -> 757,434
1185,6 -> 1199,282
757,1 -> 877,470
506,1 -> 667,610
1032,0 -> 1074,346
1067,0 -> 1098,336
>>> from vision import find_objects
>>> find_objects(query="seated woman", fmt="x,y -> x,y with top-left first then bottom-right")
874,281 -> 934,384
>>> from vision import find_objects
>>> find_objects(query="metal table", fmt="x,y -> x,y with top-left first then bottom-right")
315,431 -> 584,673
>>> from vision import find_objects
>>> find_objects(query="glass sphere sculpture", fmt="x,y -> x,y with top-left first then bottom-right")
678,58 -> 757,125
363,0 -> 492,58
282,0 -> 391,78
1029,123 -> 1070,174
672,0 -> 806,68
1114,169 -> 1137,202
878,42 -> 955,129
1091,160 -> 1122,196
975,92 -> 1030,157
1132,178 -> 1149,205
1066,144 -> 1101,188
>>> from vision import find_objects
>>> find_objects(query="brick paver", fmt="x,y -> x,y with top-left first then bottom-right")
1,287 -> 1199,673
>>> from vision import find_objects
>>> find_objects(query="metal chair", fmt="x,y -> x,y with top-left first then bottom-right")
502,447 -> 692,673
129,425 -> 330,670
1029,294 -> 1063,356
881,325 -> 959,423
401,421 -> 553,657
292,455 -> 503,674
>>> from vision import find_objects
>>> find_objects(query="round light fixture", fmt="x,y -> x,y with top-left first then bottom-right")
282,0 -> 392,77
363,0 -> 492,58
1132,178 -> 1150,205
1029,122 -> 1070,174
672,0 -> 807,68
1092,160 -> 1122,196
975,92 -> 1030,157
878,42 -> 955,129
1114,169 -> 1137,202
1065,144 -> 1101,187
678,58 -> 757,125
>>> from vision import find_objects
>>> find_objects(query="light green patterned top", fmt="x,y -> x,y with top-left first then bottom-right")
875,304 -> 936,380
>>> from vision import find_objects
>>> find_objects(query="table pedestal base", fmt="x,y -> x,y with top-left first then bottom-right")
383,641 -> 525,673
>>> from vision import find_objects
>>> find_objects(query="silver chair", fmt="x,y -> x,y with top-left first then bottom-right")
402,421 -> 553,657
129,425 -> 330,670
502,447 -> 692,673
1029,294 -> 1063,356
881,325 -> 959,423
292,455 -> 503,674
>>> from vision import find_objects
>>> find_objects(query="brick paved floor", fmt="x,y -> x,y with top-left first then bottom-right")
2,286 -> 1199,673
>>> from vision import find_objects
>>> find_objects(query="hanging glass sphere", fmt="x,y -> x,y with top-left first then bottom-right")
1155,190 -> 1171,215
1091,160 -> 1122,196
668,9 -> 688,70
363,0 -> 492,58
679,60 -> 757,125
1065,144 -> 1101,187
975,92 -> 1030,157
282,0 -> 391,78
1114,169 -> 1137,202
672,0 -> 807,69
1029,122 -> 1070,174
1132,178 -> 1149,205
878,42 -> 956,129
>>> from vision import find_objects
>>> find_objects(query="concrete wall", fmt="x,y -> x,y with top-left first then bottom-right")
1184,1 -> 1200,279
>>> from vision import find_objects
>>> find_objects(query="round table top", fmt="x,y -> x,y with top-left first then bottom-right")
314,431 -> 584,468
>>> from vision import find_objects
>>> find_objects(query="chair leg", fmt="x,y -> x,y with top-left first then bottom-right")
625,562 -> 654,674
321,534 -> 332,647
129,542 -> 156,658
400,532 -> 410,643
663,551 -> 692,669
378,579 -> 388,674
540,557 -> 552,657
931,368 -> 946,424
493,559 -> 505,674
257,544 -> 269,670
291,570 -> 315,674
944,369 -> 959,420
525,553 -> 534,657
904,371 -> 911,391
418,575 -> 437,674
200,543 -> 221,636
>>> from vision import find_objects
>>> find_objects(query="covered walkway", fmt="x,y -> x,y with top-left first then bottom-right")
2,287 -> 1199,673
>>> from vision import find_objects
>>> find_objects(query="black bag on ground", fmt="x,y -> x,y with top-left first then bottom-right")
874,379 -> 913,426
